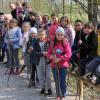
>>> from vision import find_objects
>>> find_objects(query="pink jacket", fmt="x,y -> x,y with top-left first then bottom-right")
49,23 -> 59,41
47,41 -> 72,68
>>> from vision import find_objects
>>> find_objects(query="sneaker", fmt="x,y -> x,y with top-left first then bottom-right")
40,88 -> 45,95
48,89 -> 52,95
95,78 -> 100,85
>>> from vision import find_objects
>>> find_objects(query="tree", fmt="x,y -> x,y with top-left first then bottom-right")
73,0 -> 100,25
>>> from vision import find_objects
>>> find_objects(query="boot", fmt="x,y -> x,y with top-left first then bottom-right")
9,68 -> 14,75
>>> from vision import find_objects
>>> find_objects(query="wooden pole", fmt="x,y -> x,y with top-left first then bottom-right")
77,78 -> 83,100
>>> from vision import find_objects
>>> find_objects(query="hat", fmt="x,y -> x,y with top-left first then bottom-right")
55,27 -> 65,35
30,27 -> 37,34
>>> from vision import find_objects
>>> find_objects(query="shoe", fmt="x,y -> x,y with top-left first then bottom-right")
48,89 -> 52,95
40,88 -> 45,95
15,68 -> 19,75
56,97 -> 60,100
28,80 -> 35,88
9,68 -> 14,75
3,61 -> 7,64
61,97 -> 65,100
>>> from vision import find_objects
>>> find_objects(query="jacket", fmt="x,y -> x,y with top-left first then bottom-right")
5,27 -> 21,49
49,23 -> 59,41
80,31 -> 98,59
27,39 -> 50,65
47,41 -> 72,68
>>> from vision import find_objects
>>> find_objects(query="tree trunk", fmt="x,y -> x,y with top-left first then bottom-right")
88,0 -> 98,25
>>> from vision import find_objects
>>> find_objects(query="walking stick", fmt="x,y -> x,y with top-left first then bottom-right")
7,45 -> 14,87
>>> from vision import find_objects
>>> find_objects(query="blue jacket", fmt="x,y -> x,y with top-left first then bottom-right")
5,27 -> 22,49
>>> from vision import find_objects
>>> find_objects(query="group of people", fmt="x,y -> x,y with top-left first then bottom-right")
0,1 -> 100,100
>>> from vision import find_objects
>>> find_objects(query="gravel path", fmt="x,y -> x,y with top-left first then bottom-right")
0,63 -> 79,100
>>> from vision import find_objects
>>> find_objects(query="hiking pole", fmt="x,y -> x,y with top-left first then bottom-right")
54,49 -> 63,98
7,45 -> 14,87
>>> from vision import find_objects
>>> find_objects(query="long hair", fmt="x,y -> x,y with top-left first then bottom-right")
53,36 -> 66,48
60,16 -> 70,27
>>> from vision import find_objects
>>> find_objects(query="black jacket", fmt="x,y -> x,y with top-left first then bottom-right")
27,39 -> 50,65
80,31 -> 98,59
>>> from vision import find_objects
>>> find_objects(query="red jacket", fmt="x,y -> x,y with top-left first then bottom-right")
47,41 -> 72,68
49,23 -> 59,41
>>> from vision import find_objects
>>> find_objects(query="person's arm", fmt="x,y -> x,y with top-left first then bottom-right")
60,42 -> 72,61
11,28 -> 21,43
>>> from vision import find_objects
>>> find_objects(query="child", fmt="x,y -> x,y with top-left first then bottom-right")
72,20 -> 84,51
20,22 -> 30,72
0,12 -> 5,62
5,18 -> 21,75
79,22 -> 98,76
27,27 -> 37,87
60,16 -> 75,47
47,27 -> 72,100
49,13 -> 59,42
30,28 -> 52,95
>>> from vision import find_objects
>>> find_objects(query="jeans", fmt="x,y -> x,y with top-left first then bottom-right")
86,56 -> 100,78
52,67 -> 67,97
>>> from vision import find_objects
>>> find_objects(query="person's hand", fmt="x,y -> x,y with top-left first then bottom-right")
28,47 -> 33,53
54,58 -> 61,63
43,52 -> 48,56
78,40 -> 82,45
8,40 -> 12,45
50,55 -> 56,59
76,53 -> 80,58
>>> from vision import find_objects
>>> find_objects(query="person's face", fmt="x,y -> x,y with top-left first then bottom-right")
75,22 -> 83,31
16,2 -> 22,8
29,15 -> 35,20
10,4 -> 15,10
9,22 -> 17,28
0,15 -> 4,21
22,24 -> 30,32
83,27 -> 92,34
51,16 -> 58,23
30,33 -> 36,38
56,33 -> 64,41
35,15 -> 40,21
38,32 -> 46,41
19,12 -> 24,18
61,19 -> 67,27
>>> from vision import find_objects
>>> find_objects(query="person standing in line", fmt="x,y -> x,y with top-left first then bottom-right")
47,27 -> 72,100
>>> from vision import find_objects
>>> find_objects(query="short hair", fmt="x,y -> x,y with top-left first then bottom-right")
83,22 -> 94,30
51,13 -> 56,18
22,22 -> 30,27
22,2 -> 28,7
75,20 -> 83,24
9,18 -> 18,24
0,12 -> 4,15
29,11 -> 36,16
38,28 -> 46,35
